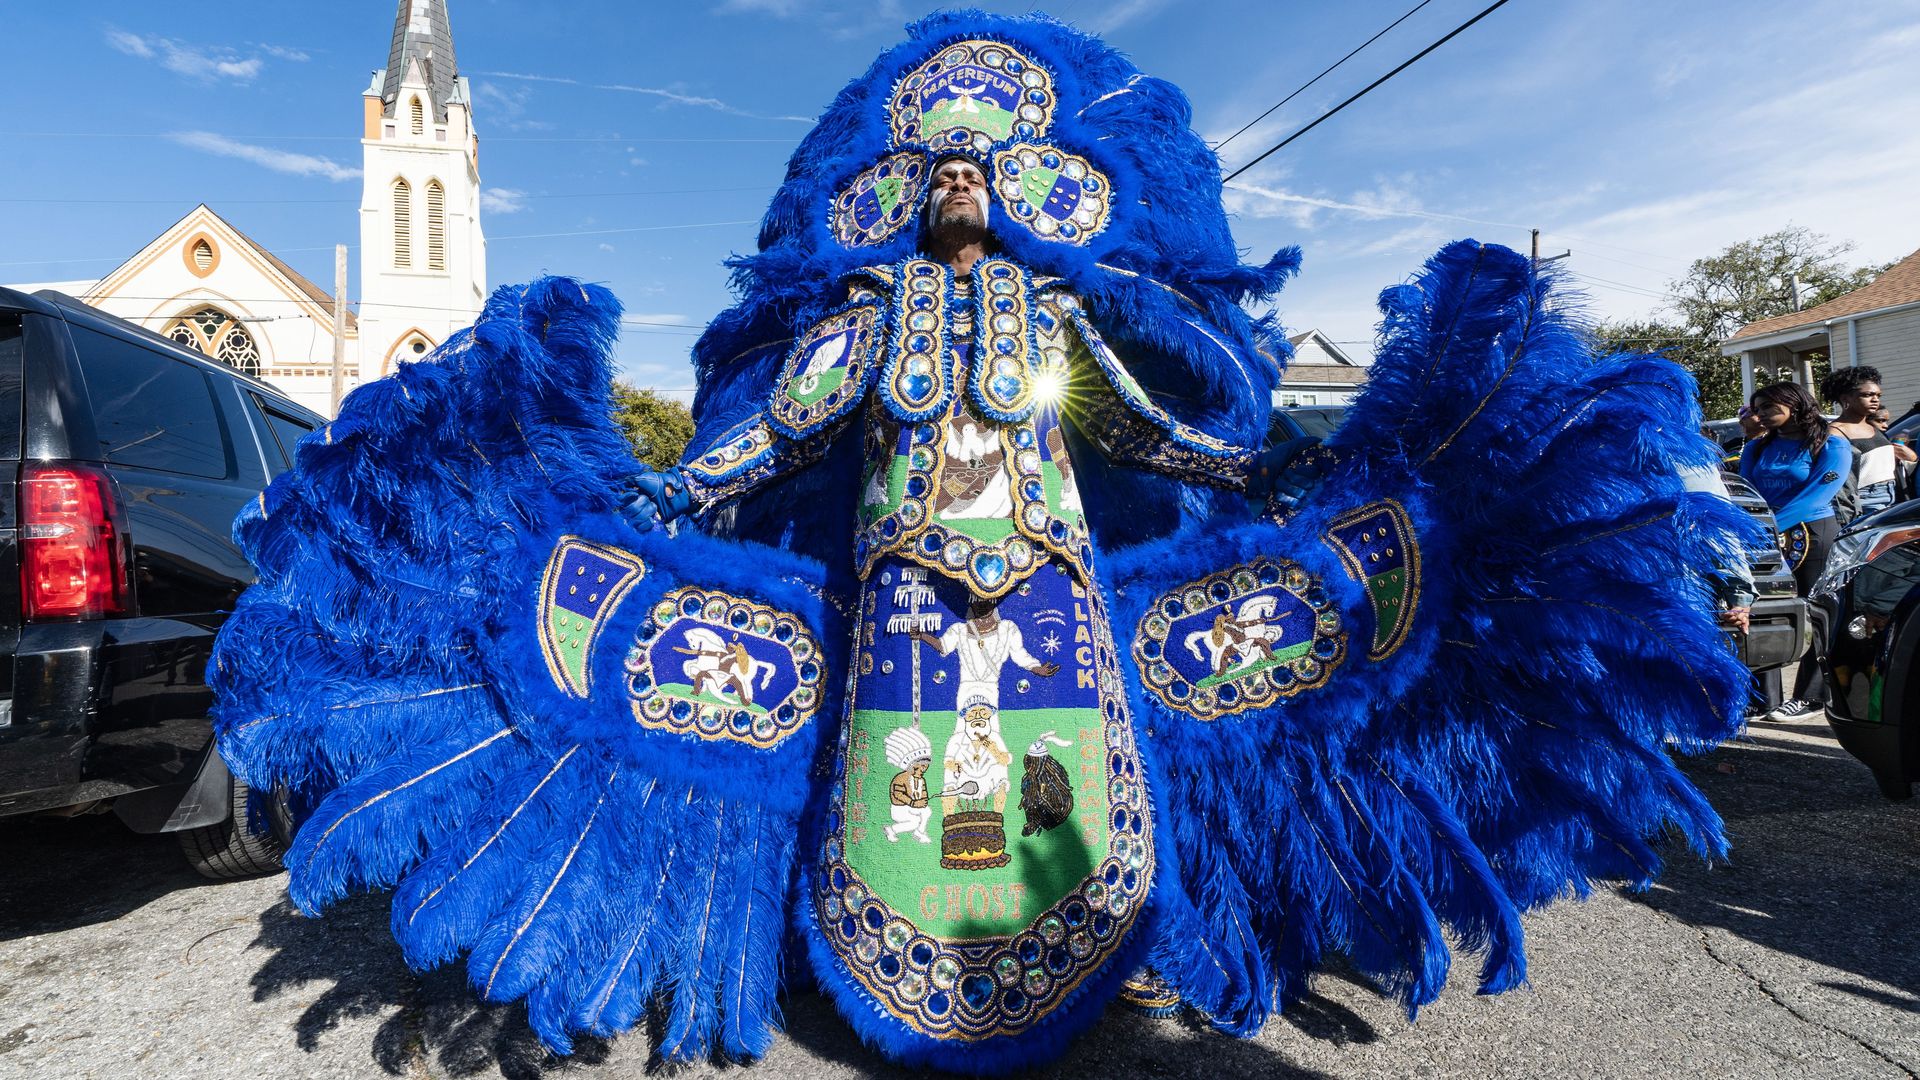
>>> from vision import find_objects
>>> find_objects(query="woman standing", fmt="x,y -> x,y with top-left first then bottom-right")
1741,381 -> 1852,720
1822,366 -> 1916,522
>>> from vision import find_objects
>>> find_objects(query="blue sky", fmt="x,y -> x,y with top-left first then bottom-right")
5,0 -> 1919,392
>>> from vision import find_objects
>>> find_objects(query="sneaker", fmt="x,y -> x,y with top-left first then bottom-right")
1769,698 -> 1823,720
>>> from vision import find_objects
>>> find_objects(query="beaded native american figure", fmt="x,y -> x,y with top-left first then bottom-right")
212,10 -> 1755,1074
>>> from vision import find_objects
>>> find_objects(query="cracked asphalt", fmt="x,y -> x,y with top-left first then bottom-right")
0,711 -> 1915,1080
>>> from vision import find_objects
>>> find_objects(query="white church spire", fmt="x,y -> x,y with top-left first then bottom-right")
358,0 -> 486,383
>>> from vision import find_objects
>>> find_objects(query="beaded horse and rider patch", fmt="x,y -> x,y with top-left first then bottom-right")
1133,558 -> 1348,721
538,538 -> 646,698
624,587 -> 826,750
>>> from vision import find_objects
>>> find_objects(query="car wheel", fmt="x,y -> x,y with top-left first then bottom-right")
177,777 -> 287,879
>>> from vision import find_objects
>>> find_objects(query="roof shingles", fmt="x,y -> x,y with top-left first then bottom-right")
1729,246 -> 1920,344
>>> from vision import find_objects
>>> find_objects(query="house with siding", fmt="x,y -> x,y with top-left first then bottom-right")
1276,329 -> 1368,406
1720,245 -> 1920,412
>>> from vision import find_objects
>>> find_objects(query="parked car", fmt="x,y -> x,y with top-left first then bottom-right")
1810,500 -> 1920,799
1261,405 -> 1807,677
0,287 -> 325,875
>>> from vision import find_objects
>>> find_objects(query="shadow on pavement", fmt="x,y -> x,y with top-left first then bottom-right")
1643,715 -> 1920,1014
249,885 -> 1345,1078
0,812 -> 215,941
249,892 -> 612,1080
778,986 -> 1338,1079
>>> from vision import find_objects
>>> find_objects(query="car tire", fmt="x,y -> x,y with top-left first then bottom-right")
177,778 -> 287,879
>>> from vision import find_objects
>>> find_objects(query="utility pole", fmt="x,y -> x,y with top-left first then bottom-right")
1530,228 -> 1571,267
330,244 -> 347,416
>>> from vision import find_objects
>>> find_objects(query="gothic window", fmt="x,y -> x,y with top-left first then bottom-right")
426,180 -> 446,271
393,178 -> 412,268
162,306 -> 261,377
382,329 -> 437,375
410,95 -> 425,136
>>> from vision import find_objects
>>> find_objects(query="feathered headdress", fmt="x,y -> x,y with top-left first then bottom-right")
692,9 -> 1299,454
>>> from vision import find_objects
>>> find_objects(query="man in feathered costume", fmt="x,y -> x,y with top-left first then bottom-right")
212,11 -> 1754,1073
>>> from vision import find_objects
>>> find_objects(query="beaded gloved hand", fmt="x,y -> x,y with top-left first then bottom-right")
618,466 -> 694,532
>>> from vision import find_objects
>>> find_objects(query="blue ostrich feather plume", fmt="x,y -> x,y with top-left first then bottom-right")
1106,241 -> 1754,1028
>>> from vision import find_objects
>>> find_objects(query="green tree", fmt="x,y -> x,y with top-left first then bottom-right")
611,381 -> 695,469
1591,319 -> 1744,421
1595,227 -> 1888,419
1666,225 -> 1882,341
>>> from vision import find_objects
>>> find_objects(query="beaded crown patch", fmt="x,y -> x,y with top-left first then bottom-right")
991,144 -> 1112,245
538,538 -> 646,698
831,152 -> 929,249
828,36 -> 1116,250
624,586 -> 826,749
1133,558 -> 1347,721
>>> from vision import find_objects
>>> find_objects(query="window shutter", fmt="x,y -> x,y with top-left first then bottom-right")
426,181 -> 446,271
393,179 -> 412,268
410,96 -> 425,136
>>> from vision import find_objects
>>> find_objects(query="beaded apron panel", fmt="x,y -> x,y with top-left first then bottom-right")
815,555 -> 1151,1040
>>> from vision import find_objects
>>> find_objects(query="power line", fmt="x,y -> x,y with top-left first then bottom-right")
0,131 -> 792,144
0,218 -> 761,270
27,293 -> 708,334
1213,0 -> 1436,152
1222,0 -> 1518,184
0,185 -> 769,207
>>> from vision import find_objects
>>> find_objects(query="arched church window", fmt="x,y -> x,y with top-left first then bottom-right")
410,95 -> 425,136
426,180 -> 446,271
162,306 -> 261,377
382,329 -> 437,375
393,178 -> 412,268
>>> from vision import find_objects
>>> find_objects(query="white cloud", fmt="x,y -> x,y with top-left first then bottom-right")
105,28 -> 271,83
480,188 -> 529,214
256,44 -> 312,62
598,243 -> 617,253
168,131 -> 360,182
473,70 -> 813,123
1079,0 -> 1174,34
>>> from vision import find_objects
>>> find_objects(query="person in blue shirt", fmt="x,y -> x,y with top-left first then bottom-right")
1739,380 -> 1852,719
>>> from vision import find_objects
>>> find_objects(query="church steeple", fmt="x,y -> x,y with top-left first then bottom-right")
358,0 -> 486,387
381,0 -> 459,122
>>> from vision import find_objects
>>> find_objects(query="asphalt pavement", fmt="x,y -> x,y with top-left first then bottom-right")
1,711 -> 1914,1080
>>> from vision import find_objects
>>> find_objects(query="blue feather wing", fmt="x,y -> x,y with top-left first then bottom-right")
213,277 -> 843,1061
1110,241 -> 1753,1027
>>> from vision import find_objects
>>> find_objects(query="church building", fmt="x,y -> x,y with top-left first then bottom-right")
17,0 -> 486,418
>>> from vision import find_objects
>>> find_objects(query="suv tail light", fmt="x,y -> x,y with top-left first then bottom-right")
20,462 -> 130,620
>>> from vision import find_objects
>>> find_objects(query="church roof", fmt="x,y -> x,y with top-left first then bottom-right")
380,0 -> 459,122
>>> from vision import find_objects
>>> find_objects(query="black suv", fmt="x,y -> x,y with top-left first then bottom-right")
0,287 -> 324,877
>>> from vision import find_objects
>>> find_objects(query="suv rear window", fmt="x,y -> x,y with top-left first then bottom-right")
0,317 -> 21,461
70,325 -> 231,479
251,393 -> 317,476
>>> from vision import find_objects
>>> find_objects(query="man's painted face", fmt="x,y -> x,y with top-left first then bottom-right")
927,157 -> 989,232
